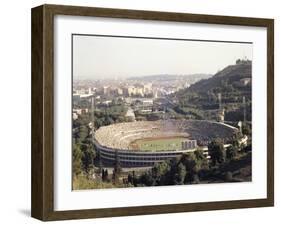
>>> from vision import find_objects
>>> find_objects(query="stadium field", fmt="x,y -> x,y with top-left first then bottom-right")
129,136 -> 189,152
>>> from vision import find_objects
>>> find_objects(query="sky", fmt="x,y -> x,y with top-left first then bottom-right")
73,35 -> 252,80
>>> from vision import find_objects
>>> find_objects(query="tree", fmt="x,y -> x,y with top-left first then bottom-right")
193,174 -> 200,184
231,134 -> 240,148
114,151 -> 122,174
104,169 -> 108,181
225,171 -> 233,182
104,114 -> 114,125
128,171 -> 139,186
136,161 -> 171,186
72,144 -> 82,176
112,151 -> 122,184
208,139 -> 225,166
243,143 -> 252,152
242,124 -> 251,136
194,149 -> 205,161
226,145 -> 238,161
151,161 -> 170,185
160,158 -> 187,185
97,151 -> 103,174
127,173 -> 133,185
101,169 -> 105,181
194,148 -> 209,170
181,153 -> 198,184
80,142 -> 96,174
139,171 -> 154,186
78,125 -> 89,142
173,163 -> 187,185
102,169 -> 108,182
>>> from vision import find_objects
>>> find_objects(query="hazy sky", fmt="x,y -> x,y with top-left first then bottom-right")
73,35 -> 252,79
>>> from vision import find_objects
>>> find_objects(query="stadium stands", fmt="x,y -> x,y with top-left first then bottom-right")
94,120 -> 239,167
94,120 -> 238,150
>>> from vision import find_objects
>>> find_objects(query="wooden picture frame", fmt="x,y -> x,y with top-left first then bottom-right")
31,4 -> 274,221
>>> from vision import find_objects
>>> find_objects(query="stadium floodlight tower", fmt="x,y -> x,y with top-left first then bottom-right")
90,95 -> 95,136
217,93 -> 225,122
218,93 -> 222,110
243,96 -> 247,124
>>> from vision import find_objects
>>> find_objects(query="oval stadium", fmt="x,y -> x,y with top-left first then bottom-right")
94,120 -> 240,167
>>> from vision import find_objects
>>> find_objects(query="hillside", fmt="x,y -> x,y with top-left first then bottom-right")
171,60 -> 252,122
187,62 -> 252,94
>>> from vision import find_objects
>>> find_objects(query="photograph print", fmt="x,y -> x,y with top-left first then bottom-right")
72,34 -> 252,190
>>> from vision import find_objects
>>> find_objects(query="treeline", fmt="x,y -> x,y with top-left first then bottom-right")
73,101 -> 128,131
127,138 -> 251,187
72,100 -> 128,186
72,113 -> 96,177
128,149 -> 207,186
94,108 -> 129,129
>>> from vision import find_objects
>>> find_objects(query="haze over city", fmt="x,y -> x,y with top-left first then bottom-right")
73,35 -> 252,80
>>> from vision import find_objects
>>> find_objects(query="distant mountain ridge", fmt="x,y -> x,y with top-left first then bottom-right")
128,74 -> 212,82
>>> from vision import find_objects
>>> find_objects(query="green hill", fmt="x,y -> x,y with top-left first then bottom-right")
188,62 -> 251,94
171,60 -> 252,122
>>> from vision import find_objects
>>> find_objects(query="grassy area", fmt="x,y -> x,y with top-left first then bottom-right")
72,175 -> 116,190
130,137 -> 188,151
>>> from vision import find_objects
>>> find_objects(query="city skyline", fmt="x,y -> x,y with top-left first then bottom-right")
73,35 -> 252,80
